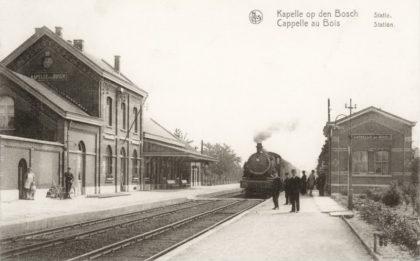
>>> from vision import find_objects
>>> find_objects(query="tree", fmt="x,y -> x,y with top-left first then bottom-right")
408,153 -> 419,215
202,143 -> 242,183
316,139 -> 329,174
174,128 -> 194,149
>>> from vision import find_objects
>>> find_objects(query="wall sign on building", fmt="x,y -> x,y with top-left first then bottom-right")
30,73 -> 68,81
352,134 -> 392,140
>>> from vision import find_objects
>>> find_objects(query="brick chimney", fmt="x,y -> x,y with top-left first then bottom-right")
34,27 -> 42,34
73,39 -> 84,51
114,55 -> 121,72
55,26 -> 62,37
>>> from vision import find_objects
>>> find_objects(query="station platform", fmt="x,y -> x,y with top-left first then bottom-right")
159,194 -> 373,261
0,184 -> 240,237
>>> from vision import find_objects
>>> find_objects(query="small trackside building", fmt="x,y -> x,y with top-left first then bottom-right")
143,118 -> 217,190
326,106 -> 416,194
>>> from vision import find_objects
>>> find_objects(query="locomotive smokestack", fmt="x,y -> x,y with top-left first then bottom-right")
256,143 -> 263,153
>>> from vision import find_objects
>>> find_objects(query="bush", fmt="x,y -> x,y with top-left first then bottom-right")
355,198 -> 420,254
356,199 -> 383,224
381,182 -> 401,207
365,188 -> 384,202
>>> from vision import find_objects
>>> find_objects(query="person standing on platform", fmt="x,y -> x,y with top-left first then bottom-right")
283,172 -> 290,205
317,170 -> 326,196
307,170 -> 316,196
64,167 -> 74,199
24,168 -> 36,200
272,175 -> 281,210
289,169 -> 301,213
300,170 -> 307,195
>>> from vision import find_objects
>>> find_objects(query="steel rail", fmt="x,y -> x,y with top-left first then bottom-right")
0,200 -> 214,259
66,200 -> 243,261
0,200 -> 193,245
210,191 -> 244,198
144,199 -> 264,261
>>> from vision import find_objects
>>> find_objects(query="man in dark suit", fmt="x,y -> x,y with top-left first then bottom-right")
289,169 -> 301,213
64,167 -> 74,199
300,170 -> 307,195
283,172 -> 290,205
272,175 -> 282,210
317,171 -> 326,196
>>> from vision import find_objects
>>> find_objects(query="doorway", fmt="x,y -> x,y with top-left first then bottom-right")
18,159 -> 27,199
78,141 -> 86,195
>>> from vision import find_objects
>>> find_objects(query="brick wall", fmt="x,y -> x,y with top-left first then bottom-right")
330,109 -> 413,194
0,135 -> 63,201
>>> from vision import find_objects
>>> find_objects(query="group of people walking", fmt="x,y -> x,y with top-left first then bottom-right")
272,169 -> 327,213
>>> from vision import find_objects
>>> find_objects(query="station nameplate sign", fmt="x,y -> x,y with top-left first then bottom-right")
30,73 -> 68,81
352,134 -> 392,140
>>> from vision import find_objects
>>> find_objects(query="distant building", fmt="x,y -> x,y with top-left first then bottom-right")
326,106 -> 416,194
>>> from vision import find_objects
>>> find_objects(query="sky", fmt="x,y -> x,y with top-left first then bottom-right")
0,0 -> 419,171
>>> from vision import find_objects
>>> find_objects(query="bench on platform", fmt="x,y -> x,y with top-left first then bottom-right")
166,180 -> 178,189
180,180 -> 188,187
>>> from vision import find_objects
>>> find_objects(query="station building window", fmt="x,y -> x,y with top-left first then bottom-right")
105,145 -> 113,181
120,148 -> 127,185
121,102 -> 126,130
132,149 -> 139,181
0,96 -> 15,130
352,151 -> 368,174
374,151 -> 389,174
106,97 -> 112,126
133,107 -> 138,133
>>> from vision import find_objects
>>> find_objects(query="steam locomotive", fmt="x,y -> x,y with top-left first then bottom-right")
240,143 -> 285,197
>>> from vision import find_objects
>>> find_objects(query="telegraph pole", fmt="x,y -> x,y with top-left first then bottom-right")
345,99 -> 356,210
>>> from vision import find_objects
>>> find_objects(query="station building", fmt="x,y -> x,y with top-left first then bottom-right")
0,26 -> 215,201
326,106 -> 416,194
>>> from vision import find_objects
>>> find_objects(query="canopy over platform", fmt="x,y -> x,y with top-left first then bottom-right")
143,118 -> 217,162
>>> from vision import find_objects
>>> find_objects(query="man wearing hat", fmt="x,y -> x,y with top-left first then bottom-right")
271,173 -> 282,210
64,167 -> 74,199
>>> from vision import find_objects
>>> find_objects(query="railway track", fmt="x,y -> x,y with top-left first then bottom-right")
0,200 -> 216,260
70,199 -> 263,261
0,200 -> 195,245
209,190 -> 244,199
2,198 -> 255,261
0,191 -> 242,247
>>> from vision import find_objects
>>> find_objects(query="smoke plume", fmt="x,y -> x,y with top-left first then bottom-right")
253,121 -> 299,143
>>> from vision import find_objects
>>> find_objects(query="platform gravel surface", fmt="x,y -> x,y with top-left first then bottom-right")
159,194 -> 373,261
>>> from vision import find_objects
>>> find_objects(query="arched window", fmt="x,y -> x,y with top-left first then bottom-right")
78,141 -> 86,194
0,96 -> 15,130
133,107 -> 138,133
106,97 -> 112,126
105,146 -> 113,180
120,148 -> 126,169
132,150 -> 138,181
121,102 -> 126,130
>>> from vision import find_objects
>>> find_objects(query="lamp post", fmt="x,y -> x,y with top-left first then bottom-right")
345,99 -> 357,210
